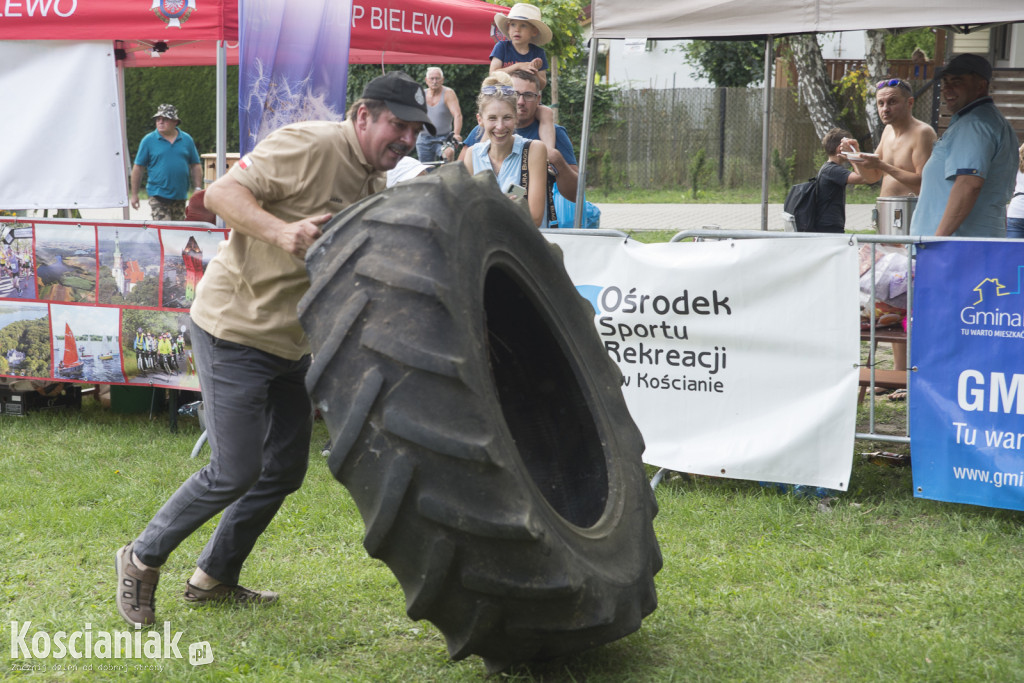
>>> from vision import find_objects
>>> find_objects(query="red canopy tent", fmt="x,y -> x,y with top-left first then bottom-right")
1,0 -> 504,67
0,0 -> 505,209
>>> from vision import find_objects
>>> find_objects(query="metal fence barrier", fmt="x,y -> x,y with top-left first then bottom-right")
671,229 -> 915,444
669,230 -> 1022,446
551,228 -> 1014,446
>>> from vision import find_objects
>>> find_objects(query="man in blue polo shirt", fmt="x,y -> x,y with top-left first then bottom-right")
911,54 -> 1017,237
131,104 -> 203,221
461,69 -> 578,201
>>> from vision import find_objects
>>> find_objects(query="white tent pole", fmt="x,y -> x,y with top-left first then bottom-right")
760,36 -> 774,231
574,35 -> 600,229
215,39 -> 227,230
115,43 -> 131,220
216,40 -> 227,183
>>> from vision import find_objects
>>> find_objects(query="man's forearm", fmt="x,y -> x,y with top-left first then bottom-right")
934,175 -> 984,237
553,159 -> 578,198
855,162 -> 884,186
205,177 -> 287,246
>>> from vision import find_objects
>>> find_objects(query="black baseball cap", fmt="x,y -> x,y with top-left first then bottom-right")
361,71 -> 436,135
944,53 -> 993,82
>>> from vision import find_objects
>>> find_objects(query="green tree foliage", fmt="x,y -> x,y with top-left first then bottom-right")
679,40 -> 766,88
885,28 -> 935,60
346,64 -> 491,132
125,277 -> 160,307
122,309 -> 181,339
0,317 -> 51,378
549,59 -> 619,155
98,267 -> 122,305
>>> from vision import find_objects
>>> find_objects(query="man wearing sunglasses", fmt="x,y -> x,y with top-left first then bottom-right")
840,78 -> 935,197
910,54 -> 1017,237
461,69 -> 578,200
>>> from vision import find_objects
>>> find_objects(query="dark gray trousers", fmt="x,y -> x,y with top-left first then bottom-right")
134,323 -> 312,584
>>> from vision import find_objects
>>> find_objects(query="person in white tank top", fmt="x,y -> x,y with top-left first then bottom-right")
416,67 -> 463,163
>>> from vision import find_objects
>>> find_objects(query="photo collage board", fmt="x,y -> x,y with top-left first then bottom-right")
0,218 -> 228,391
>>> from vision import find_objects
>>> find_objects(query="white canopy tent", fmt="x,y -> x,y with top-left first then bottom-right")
573,0 -> 1024,227
589,0 -> 1023,39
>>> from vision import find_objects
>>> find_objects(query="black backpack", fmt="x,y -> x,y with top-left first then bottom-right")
783,168 -> 822,232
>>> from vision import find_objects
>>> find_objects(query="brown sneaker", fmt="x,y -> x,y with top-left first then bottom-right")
183,581 -> 278,605
115,542 -> 159,626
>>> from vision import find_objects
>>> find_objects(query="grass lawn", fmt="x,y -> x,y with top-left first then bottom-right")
588,184 -> 881,206
3,384 -> 1024,681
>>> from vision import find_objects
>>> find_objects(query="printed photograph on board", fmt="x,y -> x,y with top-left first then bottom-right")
0,301 -> 50,379
160,228 -> 226,310
0,224 -> 36,300
98,225 -> 162,307
35,224 -> 97,303
122,309 -> 198,389
50,304 -> 124,383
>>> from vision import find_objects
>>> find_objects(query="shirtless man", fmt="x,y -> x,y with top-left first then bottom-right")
840,78 -> 936,196
842,79 -> 935,374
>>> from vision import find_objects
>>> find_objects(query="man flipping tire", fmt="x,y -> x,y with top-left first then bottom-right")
300,163 -> 662,670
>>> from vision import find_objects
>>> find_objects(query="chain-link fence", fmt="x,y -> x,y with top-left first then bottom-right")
586,82 -> 938,194
587,87 -> 816,193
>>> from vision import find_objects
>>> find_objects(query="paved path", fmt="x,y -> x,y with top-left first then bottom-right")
592,203 -> 877,234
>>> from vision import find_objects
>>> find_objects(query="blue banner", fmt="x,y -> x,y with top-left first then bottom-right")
239,0 -> 352,155
911,240 -> 1024,511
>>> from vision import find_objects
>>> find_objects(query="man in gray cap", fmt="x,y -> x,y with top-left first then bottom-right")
115,72 -> 434,627
130,104 -> 203,221
911,54 -> 1018,237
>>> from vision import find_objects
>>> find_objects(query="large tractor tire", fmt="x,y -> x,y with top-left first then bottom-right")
298,163 -> 661,670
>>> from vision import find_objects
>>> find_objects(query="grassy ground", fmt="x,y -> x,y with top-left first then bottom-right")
3,384 -> 1024,682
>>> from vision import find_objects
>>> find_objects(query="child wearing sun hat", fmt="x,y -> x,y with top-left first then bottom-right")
490,3 -> 556,151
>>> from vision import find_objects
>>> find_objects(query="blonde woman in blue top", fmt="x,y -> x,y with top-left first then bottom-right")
462,73 -> 548,227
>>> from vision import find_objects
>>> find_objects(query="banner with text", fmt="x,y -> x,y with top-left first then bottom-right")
545,234 -> 860,489
348,0 -> 505,63
0,0 -> 238,40
0,218 -> 228,391
911,240 -> 1024,511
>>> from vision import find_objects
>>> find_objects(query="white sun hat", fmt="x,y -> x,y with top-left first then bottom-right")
494,3 -> 552,46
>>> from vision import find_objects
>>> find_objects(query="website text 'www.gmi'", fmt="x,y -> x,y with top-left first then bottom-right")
952,467 -> 1024,488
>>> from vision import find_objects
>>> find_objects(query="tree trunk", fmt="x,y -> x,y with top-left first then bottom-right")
787,34 -> 841,140
864,30 -> 889,147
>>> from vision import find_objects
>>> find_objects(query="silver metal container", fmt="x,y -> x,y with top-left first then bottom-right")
876,196 -> 917,235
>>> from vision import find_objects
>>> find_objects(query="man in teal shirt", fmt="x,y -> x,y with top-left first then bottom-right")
131,104 -> 203,221
911,54 -> 1017,238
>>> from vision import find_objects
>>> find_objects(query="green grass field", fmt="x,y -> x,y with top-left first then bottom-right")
588,183 -> 881,206
2,386 -> 1023,682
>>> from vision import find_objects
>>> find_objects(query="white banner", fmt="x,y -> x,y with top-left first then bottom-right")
545,234 -> 860,490
0,41 -> 127,210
